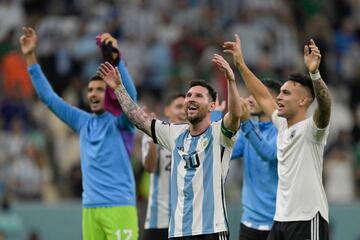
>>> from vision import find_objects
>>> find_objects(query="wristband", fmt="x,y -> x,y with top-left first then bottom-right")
309,71 -> 321,81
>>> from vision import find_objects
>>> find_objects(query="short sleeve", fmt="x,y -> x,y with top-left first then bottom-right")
151,119 -> 187,151
307,118 -> 330,144
218,120 -> 239,149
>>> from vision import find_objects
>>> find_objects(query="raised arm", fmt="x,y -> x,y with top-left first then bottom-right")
304,39 -> 331,128
20,27 -> 88,132
223,34 -> 277,118
212,54 -> 241,132
97,62 -> 152,136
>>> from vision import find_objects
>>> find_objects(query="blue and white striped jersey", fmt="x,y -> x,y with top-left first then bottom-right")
142,134 -> 171,229
151,119 -> 237,238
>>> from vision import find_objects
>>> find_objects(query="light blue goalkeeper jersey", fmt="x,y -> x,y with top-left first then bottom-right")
28,60 -> 137,207
231,119 -> 278,230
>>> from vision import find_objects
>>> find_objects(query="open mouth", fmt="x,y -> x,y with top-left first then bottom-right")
187,105 -> 198,114
277,103 -> 284,111
90,99 -> 100,106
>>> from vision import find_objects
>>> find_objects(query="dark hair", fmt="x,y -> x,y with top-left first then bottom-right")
262,79 -> 282,95
165,93 -> 185,106
287,73 -> 315,98
89,75 -> 103,82
189,80 -> 217,102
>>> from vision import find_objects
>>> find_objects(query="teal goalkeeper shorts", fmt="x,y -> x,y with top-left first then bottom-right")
83,206 -> 138,240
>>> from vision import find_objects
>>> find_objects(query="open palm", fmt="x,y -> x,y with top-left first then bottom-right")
19,27 -> 37,55
304,39 -> 321,73
97,62 -> 123,89
212,54 -> 235,81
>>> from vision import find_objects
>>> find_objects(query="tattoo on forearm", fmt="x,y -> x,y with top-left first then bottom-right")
114,87 -> 152,135
313,79 -> 331,128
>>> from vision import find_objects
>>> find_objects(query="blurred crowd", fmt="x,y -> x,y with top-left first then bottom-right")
0,0 -> 360,217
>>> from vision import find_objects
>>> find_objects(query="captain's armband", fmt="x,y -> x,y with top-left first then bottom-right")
221,120 -> 237,138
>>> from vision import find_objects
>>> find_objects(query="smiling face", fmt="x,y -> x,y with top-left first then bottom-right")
276,80 -> 311,120
87,80 -> 106,114
184,85 -> 215,125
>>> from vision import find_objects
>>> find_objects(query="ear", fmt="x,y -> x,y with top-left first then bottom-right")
298,97 -> 308,107
208,101 -> 216,112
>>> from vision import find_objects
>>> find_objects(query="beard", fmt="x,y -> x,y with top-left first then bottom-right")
187,110 -> 207,125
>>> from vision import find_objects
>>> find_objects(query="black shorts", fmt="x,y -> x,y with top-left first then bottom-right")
142,228 -> 168,240
267,212 -> 329,240
239,223 -> 270,240
169,231 -> 228,240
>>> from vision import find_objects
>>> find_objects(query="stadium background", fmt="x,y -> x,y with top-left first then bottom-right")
0,0 -> 360,239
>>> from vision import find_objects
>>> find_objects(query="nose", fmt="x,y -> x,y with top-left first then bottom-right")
88,91 -> 95,98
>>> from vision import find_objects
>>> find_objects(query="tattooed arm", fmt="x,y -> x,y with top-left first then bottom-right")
98,62 -> 152,135
304,39 -> 331,128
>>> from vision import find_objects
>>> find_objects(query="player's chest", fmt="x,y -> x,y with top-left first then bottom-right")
174,134 -> 214,170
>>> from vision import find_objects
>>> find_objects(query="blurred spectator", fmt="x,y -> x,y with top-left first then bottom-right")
0,0 -> 24,41
0,30 -> 34,101
9,142 -> 51,201
325,130 -> 356,203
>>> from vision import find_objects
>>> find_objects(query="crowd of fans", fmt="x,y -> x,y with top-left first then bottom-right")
0,0 -> 360,209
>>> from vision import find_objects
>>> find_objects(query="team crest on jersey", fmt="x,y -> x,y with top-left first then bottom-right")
201,138 -> 209,149
289,129 -> 296,139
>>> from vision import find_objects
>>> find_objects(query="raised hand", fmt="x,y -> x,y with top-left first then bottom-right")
97,62 -> 123,89
304,39 -> 321,74
97,33 -> 119,49
222,34 -> 245,69
19,27 -> 37,56
212,54 -> 235,82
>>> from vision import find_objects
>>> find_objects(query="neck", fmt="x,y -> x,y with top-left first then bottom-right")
286,111 -> 307,127
189,118 -> 211,136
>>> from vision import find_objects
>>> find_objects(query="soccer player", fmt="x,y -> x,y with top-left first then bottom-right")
20,27 -> 139,240
231,80 -> 281,240
142,93 -> 186,240
97,53 -> 243,240
142,94 -> 225,240
224,35 -> 331,239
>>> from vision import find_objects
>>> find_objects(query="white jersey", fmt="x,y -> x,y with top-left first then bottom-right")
272,111 -> 329,222
142,134 -> 171,229
151,119 -> 237,238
